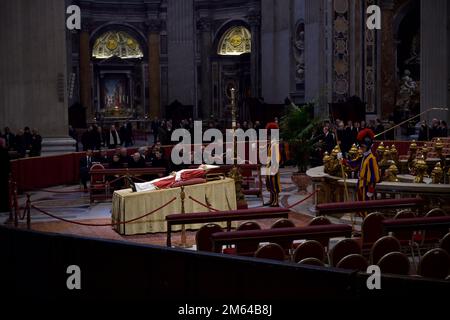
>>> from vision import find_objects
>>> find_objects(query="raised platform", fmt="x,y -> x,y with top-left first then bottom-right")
307,165 -> 450,212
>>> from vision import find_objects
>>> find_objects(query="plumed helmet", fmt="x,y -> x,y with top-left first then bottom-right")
265,122 -> 279,130
357,128 -> 375,148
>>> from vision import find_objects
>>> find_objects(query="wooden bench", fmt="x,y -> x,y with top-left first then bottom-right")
89,167 -> 166,203
165,207 -> 290,247
382,215 -> 450,234
316,198 -> 425,216
211,224 -> 353,253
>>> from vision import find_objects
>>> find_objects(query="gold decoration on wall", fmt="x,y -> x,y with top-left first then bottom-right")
93,31 -> 143,59
217,26 -> 251,56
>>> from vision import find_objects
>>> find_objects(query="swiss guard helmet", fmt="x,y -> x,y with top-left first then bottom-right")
265,122 -> 279,130
357,128 -> 375,149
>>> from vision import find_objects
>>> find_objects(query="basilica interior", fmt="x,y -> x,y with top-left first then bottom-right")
1,0 -> 450,309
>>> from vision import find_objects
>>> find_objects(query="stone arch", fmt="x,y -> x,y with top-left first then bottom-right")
89,23 -> 148,58
213,20 -> 251,57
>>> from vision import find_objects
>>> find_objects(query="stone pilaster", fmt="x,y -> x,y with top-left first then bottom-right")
380,0 -> 396,116
197,17 -> 212,118
147,19 -> 162,118
248,10 -> 261,98
80,21 -> 93,122
421,0 -> 449,122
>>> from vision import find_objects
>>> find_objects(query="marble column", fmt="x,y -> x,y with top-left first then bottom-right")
198,17 -> 212,118
304,0 -> 326,117
147,19 -> 161,118
380,0 -> 396,117
421,0 -> 449,122
80,22 -> 93,123
248,10 -> 261,98
167,0 -> 196,106
0,0 -> 75,154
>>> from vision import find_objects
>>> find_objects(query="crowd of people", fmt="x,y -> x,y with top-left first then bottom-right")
316,117 -> 448,156
316,118 -> 387,155
79,144 -> 169,190
0,126 -> 42,158
72,122 -> 135,152
418,118 -> 448,141
149,117 -> 266,145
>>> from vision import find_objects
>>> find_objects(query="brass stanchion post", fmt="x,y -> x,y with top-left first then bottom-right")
179,186 -> 188,248
26,194 -> 31,229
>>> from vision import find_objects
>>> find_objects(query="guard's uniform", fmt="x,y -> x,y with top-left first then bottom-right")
345,128 -> 380,202
264,122 -> 281,207
356,151 -> 380,201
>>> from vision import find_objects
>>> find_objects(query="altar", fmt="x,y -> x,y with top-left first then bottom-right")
111,178 -> 237,235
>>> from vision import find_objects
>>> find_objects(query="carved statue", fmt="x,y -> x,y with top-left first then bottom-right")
396,70 -> 418,112
400,70 -> 417,97
293,23 -> 305,84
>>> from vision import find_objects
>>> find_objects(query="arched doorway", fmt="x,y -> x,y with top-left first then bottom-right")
90,27 -> 147,124
211,23 -> 252,126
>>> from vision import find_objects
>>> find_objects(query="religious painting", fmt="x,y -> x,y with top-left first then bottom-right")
100,76 -> 129,112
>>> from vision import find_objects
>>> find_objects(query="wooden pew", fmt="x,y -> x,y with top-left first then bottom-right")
382,215 -> 450,234
211,224 -> 353,253
165,207 -> 290,247
89,167 -> 167,177
316,198 -> 425,216
89,167 -> 167,203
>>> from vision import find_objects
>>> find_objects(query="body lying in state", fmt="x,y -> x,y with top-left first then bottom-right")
131,164 -> 219,192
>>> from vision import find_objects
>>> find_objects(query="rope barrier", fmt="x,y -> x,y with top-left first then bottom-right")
132,176 -> 147,182
188,195 -> 219,212
106,175 -> 126,185
30,197 -> 177,227
286,190 -> 318,209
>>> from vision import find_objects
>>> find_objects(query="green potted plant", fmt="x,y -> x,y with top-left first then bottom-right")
280,101 -> 320,192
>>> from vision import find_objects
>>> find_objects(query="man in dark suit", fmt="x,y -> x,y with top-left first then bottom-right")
2,127 -> 15,150
323,126 -> 336,154
128,152 -> 146,168
80,149 -> 93,191
94,148 -> 109,165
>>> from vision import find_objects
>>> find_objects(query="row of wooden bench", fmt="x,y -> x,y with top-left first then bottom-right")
165,197 -> 450,253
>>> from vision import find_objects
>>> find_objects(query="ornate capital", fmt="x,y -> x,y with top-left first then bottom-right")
197,17 -> 212,32
246,9 -> 261,28
146,19 -> 162,33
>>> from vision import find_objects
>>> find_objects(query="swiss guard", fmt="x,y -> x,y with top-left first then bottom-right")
264,122 -> 281,207
341,128 -> 380,202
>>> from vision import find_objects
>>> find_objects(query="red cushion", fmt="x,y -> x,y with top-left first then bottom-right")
223,248 -> 237,255
170,178 -> 206,188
